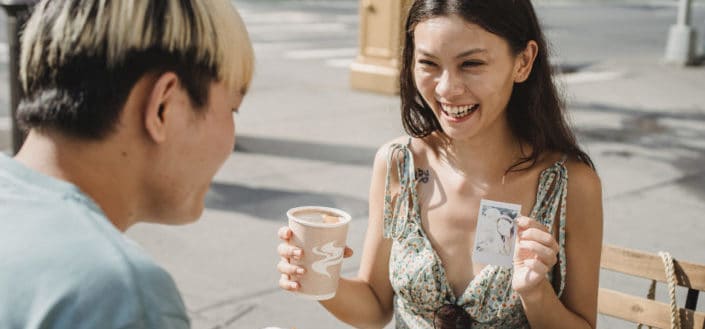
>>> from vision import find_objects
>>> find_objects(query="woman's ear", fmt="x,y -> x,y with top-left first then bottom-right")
144,72 -> 180,143
513,40 -> 539,83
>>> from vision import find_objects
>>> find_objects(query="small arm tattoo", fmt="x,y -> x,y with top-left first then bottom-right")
416,168 -> 430,183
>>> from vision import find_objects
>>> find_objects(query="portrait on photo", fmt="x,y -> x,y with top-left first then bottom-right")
472,199 -> 522,267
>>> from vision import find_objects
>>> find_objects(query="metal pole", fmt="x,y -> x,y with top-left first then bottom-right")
1,1 -> 36,154
664,0 -> 697,66
676,0 -> 692,26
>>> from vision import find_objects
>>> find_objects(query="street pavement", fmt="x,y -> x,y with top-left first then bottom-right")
1,1 -> 705,328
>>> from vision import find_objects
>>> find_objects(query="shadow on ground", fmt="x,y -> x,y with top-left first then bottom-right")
571,101 -> 705,201
235,135 -> 377,167
205,182 -> 368,221
572,102 -> 705,153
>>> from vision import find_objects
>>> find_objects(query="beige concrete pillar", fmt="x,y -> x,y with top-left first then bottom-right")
350,0 -> 411,94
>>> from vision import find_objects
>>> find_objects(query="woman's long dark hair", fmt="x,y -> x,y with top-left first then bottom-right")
400,0 -> 594,171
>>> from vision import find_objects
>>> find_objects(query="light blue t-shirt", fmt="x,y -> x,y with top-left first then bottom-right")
0,154 -> 190,329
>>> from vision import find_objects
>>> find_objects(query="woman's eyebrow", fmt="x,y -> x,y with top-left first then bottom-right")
415,48 -> 438,59
415,47 -> 487,59
455,48 -> 487,59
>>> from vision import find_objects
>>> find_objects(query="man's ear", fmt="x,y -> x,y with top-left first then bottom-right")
513,40 -> 539,83
144,72 -> 180,143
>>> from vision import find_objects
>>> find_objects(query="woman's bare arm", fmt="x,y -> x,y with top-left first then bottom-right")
520,160 -> 603,329
278,141 -> 404,328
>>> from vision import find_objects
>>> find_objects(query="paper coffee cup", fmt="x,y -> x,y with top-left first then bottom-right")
287,206 -> 351,300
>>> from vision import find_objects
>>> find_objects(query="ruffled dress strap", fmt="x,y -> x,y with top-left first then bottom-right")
383,139 -> 421,240
529,154 -> 569,297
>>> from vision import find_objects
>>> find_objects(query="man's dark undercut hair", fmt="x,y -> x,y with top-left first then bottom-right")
18,49 -> 215,139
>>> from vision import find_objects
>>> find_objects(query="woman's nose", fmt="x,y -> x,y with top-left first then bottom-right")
435,70 -> 466,99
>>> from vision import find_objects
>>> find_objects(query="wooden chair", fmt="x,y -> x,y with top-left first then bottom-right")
598,244 -> 705,329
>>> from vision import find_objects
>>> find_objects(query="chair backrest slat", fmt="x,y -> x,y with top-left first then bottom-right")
599,244 -> 705,328
601,244 -> 705,290
598,288 -> 705,329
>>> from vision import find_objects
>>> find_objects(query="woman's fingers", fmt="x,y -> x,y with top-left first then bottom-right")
516,216 -> 549,232
519,227 -> 558,249
278,226 -> 352,259
517,240 -> 557,267
277,226 -> 304,292
512,256 -> 550,294
277,258 -> 305,276
277,258 -> 303,291
512,217 -> 557,295
277,243 -> 303,259
514,217 -> 558,269
519,228 -> 559,253
276,226 -> 352,293
516,257 -> 550,288
278,226 -> 293,241
516,216 -> 558,253
279,273 -> 300,291
522,257 -> 549,276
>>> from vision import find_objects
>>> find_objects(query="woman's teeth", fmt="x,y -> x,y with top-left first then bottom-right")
441,104 -> 479,118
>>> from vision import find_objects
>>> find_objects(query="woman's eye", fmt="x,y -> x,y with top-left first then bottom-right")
462,61 -> 483,68
418,59 -> 437,67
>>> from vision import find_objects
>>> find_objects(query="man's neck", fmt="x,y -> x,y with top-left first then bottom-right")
14,130 -> 139,232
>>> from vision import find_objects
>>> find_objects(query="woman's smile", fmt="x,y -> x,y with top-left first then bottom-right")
439,102 -> 479,122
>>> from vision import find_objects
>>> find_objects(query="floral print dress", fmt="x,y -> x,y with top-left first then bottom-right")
383,141 -> 569,328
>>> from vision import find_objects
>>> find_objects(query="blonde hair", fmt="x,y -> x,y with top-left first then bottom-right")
17,0 -> 254,139
20,0 -> 254,95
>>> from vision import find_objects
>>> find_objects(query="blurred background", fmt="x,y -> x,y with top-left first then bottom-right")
2,0 -> 704,328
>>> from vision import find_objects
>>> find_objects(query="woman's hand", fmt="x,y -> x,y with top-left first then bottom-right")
276,226 -> 353,292
511,216 -> 559,299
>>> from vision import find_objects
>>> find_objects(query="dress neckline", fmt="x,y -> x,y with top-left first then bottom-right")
394,141 -> 569,303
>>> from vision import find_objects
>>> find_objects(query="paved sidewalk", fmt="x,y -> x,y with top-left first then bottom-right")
1,1 -> 704,328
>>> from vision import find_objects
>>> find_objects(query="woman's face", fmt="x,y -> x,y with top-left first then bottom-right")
497,218 -> 513,237
413,15 -> 523,141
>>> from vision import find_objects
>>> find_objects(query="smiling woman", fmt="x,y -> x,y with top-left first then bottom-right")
276,1 -> 603,328
400,1 -> 593,172
411,15 -> 521,142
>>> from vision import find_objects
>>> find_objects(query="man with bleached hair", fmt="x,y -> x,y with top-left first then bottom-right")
0,0 -> 254,328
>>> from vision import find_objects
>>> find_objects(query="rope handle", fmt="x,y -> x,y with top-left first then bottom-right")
636,251 -> 681,329
659,251 -> 681,329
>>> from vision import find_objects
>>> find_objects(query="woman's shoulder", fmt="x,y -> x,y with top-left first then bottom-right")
373,136 -> 433,162
538,152 -> 599,182
371,136 -> 434,183
563,155 -> 601,192
377,136 -> 412,151
546,153 -> 602,206
534,151 -> 601,196
372,137 -> 408,178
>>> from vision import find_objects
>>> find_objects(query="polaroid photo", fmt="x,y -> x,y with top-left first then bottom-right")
472,199 -> 522,268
